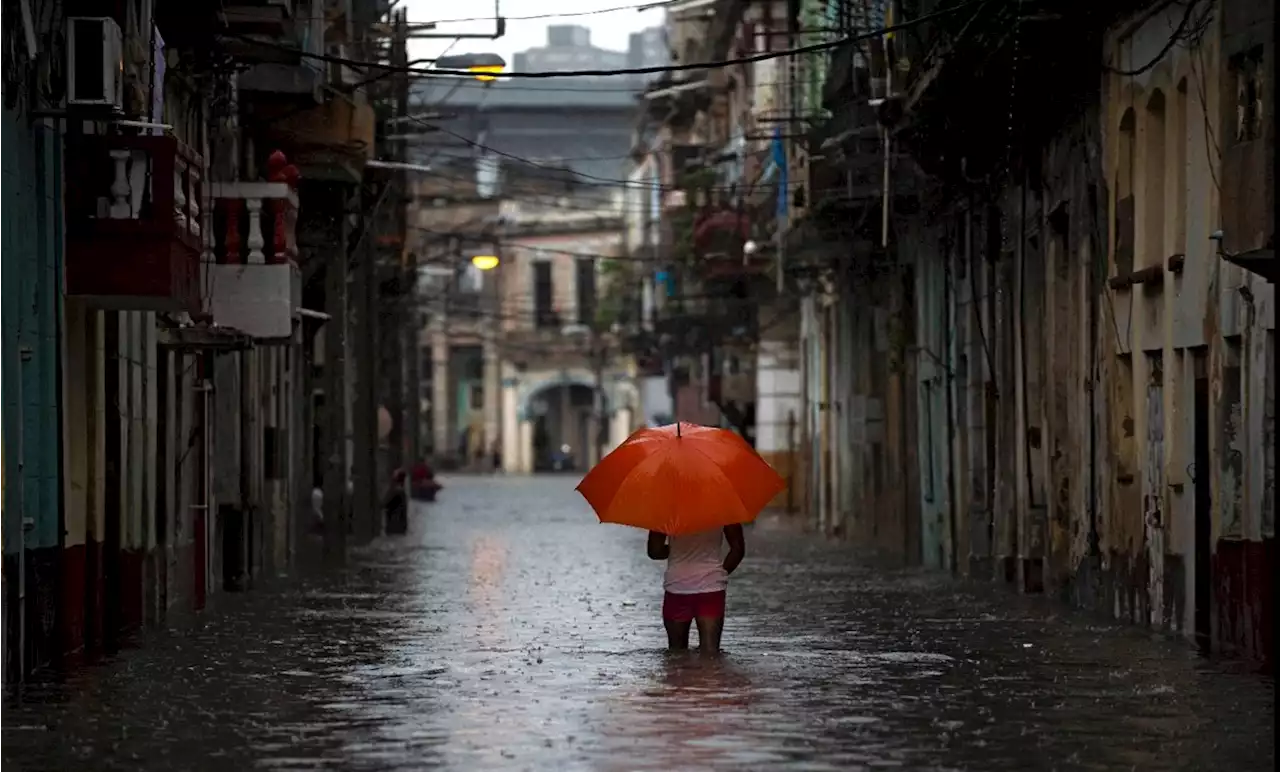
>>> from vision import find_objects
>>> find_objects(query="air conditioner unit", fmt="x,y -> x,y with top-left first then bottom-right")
67,16 -> 124,111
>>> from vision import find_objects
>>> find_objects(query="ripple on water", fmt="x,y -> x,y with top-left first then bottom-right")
2,476 -> 1274,772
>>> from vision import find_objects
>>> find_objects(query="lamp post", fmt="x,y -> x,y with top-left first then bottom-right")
435,53 -> 507,84
471,254 -> 500,271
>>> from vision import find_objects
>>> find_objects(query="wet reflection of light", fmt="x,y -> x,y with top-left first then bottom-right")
466,535 -> 509,647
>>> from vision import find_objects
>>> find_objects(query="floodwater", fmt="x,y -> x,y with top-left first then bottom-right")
3,475 -> 1274,771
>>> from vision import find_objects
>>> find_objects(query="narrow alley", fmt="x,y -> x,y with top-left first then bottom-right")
3,476 -> 1273,772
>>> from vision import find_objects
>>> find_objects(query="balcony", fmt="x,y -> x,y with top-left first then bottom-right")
257,93 -> 376,181
65,134 -> 203,312
204,153 -> 302,340
219,0 -> 304,63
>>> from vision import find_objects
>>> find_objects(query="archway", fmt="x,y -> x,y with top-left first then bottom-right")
524,382 -> 603,473
503,368 -> 637,474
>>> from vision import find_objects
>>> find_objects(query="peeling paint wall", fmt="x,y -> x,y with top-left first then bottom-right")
1102,0 -> 1274,665
799,0 -> 1272,669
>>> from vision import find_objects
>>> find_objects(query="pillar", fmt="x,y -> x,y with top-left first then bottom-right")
609,408 -> 631,454
501,368 -> 520,473
558,374 -> 572,455
519,419 -> 534,474
585,412 -> 600,469
431,329 -> 449,460
482,338 -> 499,458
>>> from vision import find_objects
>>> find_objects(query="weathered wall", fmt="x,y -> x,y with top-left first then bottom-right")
2,111 -> 64,678
808,256 -> 919,561
1101,1 -> 1274,664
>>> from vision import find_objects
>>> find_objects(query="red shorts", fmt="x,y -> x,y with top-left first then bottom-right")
662,590 -> 727,622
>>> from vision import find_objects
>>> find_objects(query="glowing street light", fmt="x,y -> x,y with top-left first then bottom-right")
471,254 -> 500,271
436,53 -> 506,82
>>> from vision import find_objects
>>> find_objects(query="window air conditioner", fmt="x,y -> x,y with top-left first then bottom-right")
67,16 -> 124,111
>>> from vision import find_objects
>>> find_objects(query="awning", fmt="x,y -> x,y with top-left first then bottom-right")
1221,248 -> 1275,283
157,324 -> 254,351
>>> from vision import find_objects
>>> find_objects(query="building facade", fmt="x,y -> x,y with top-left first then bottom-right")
784,0 -> 1274,665
2,0 -> 396,683
628,0 -> 1273,669
408,32 -> 647,471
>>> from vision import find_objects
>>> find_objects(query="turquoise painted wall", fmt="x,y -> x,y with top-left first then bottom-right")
915,249 -> 951,570
1,109 -> 63,553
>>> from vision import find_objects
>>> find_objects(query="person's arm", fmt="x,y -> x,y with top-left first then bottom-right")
722,524 -> 746,575
647,531 -> 670,560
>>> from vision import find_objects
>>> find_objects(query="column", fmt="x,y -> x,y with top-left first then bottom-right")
431,329 -> 449,460
609,407 -> 631,454
558,374 -> 572,459
585,412 -> 600,468
482,339 -> 499,459
501,369 -> 520,473
519,419 -> 534,474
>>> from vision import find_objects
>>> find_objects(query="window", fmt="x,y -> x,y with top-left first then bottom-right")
1142,90 -> 1167,268
534,260 -> 556,329
1174,79 -> 1189,255
576,258 -> 597,327
1115,108 -> 1137,276
1232,47 -> 1265,143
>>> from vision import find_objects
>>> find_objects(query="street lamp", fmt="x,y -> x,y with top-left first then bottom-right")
435,53 -> 507,82
471,254 -> 500,271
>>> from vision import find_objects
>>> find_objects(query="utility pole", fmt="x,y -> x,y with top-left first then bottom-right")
353,191 -> 379,543
393,8 -> 417,473
323,199 -> 350,562
592,326 -> 607,466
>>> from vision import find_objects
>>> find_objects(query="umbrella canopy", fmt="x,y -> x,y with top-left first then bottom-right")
575,422 -> 786,536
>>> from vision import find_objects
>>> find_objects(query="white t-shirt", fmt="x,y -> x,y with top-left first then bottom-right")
663,528 -> 728,595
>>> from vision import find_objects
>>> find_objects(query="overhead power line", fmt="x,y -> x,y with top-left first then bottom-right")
400,118 -> 773,189
227,1 -> 982,80
410,0 -> 678,25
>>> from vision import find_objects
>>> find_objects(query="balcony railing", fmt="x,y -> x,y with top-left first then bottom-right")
65,134 -> 204,311
204,151 -> 302,339
209,151 -> 299,264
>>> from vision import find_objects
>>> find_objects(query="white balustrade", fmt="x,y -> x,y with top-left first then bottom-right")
108,149 -> 132,219
245,196 -> 266,263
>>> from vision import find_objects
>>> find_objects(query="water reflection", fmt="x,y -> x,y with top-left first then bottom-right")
2,476 -> 1274,772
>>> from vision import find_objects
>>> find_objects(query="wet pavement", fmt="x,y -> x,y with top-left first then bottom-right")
3,475 -> 1274,771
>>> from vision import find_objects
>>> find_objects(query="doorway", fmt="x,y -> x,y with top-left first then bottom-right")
1192,347 -> 1211,652
101,312 -> 123,653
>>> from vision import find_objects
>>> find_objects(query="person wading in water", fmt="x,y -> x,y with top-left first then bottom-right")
646,525 -> 745,655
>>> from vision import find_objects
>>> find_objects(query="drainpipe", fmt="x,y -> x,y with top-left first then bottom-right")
944,224 -> 959,573
14,345 -> 30,681
1086,184 -> 1102,559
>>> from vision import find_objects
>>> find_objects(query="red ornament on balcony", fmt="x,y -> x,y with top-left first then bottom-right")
266,150 -> 301,264
693,209 -> 751,254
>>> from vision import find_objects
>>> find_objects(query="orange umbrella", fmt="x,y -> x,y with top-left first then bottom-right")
575,422 -> 786,536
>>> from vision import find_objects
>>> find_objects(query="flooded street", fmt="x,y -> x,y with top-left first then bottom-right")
3,475 -> 1274,771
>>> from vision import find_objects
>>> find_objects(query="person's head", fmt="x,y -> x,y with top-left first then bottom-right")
392,468 -> 406,483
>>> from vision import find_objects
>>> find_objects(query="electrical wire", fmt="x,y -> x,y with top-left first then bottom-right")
286,0 -> 678,26
1102,0 -> 1201,76
401,118 -> 775,189
225,1 -> 982,80
409,0 -> 678,25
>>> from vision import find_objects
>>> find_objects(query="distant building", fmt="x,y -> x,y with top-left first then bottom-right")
407,25 -> 650,470
627,25 -> 668,70
512,25 -> 628,73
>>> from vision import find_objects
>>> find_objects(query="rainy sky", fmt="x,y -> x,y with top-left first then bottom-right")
403,0 -> 667,69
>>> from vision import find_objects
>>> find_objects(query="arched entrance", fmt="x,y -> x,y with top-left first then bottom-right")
526,382 -> 602,472
502,367 -> 638,474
